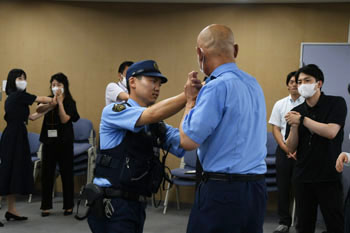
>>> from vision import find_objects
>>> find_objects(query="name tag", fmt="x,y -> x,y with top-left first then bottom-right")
48,130 -> 58,138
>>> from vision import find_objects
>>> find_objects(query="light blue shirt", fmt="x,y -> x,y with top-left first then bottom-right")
95,98 -> 185,186
182,63 -> 267,174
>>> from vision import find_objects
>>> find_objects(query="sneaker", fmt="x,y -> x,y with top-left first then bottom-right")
273,224 -> 289,233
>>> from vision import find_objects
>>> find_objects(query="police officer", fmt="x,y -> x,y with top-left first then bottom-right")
87,60 -> 201,233
180,24 -> 267,233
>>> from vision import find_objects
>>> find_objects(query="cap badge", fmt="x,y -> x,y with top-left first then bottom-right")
153,62 -> 159,71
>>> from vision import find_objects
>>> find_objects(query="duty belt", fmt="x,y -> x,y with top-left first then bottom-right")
202,172 -> 265,182
96,154 -> 121,168
104,188 -> 147,202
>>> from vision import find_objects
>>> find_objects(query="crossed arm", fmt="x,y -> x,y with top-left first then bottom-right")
285,111 -> 341,154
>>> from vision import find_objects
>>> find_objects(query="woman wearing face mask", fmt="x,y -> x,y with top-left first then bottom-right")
0,69 -> 53,226
32,73 -> 79,217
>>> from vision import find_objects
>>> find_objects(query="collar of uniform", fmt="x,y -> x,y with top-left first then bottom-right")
127,98 -> 141,107
288,95 -> 304,104
209,62 -> 238,80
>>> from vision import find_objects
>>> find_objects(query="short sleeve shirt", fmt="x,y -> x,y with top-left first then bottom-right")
99,98 -> 185,157
105,82 -> 128,106
182,63 -> 267,174
285,93 -> 347,182
39,97 -> 80,144
269,95 -> 304,139
4,91 -> 37,123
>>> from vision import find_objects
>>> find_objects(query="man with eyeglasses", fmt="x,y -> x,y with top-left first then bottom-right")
285,64 -> 347,233
105,61 -> 133,106
269,71 -> 304,233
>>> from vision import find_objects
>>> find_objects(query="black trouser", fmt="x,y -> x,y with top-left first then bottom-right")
345,190 -> 350,233
40,143 -> 74,210
275,146 -> 295,227
295,181 -> 344,233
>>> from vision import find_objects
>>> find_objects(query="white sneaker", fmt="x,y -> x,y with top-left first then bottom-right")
273,224 -> 289,233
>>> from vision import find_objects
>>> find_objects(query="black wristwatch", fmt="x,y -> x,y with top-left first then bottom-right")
300,115 -> 305,125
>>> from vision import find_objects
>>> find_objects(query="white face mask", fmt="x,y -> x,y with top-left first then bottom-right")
121,76 -> 127,87
298,82 -> 318,98
52,86 -> 64,96
16,80 -> 27,91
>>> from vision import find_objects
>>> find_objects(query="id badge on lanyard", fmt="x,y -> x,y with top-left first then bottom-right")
48,129 -> 58,138
47,110 -> 58,138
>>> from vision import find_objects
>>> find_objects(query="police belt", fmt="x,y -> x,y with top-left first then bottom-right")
104,188 -> 146,202
202,172 -> 265,182
96,154 -> 121,168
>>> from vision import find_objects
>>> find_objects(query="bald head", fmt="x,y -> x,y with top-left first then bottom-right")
197,24 -> 236,59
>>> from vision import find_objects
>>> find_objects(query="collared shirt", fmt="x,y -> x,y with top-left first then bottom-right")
285,93 -> 347,182
96,98 -> 185,186
105,82 -> 128,106
182,63 -> 267,174
269,95 -> 304,140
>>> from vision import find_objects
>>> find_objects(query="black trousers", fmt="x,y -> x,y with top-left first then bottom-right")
87,197 -> 147,233
275,146 -> 295,227
40,143 -> 74,210
345,190 -> 350,233
295,181 -> 344,233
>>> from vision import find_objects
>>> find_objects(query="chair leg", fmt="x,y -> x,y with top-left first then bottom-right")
29,161 -> 39,203
163,181 -> 171,214
291,198 -> 296,227
175,185 -> 180,210
87,147 -> 96,184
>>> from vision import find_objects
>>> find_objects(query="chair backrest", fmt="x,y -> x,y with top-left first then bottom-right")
266,132 -> 277,155
73,118 -> 93,142
27,132 -> 41,155
184,150 -> 197,169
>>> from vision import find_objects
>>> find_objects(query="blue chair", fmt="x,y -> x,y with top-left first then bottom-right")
72,118 -> 96,184
265,132 -> 278,192
163,150 -> 197,214
27,132 -> 42,203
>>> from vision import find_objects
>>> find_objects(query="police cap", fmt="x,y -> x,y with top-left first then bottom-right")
126,60 -> 168,84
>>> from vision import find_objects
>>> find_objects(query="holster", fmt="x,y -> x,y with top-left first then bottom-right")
75,183 -> 105,220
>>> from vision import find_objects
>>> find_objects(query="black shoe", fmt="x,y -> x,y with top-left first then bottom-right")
63,210 -> 73,216
0,221 -> 3,227
41,212 -> 50,217
5,212 -> 28,221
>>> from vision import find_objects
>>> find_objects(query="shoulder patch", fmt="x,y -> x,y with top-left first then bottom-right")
112,104 -> 126,112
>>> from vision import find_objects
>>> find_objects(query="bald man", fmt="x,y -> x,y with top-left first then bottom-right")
180,24 -> 267,233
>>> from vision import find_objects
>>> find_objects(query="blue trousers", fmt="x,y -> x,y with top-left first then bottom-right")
186,178 -> 267,233
87,197 -> 147,233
